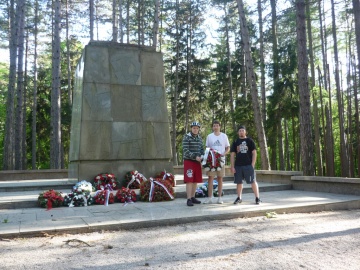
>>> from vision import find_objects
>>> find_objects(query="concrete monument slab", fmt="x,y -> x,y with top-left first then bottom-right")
69,42 -> 172,181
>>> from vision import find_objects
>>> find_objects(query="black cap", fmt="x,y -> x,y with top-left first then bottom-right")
238,125 -> 246,131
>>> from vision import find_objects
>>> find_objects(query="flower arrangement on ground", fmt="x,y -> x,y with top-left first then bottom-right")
123,170 -> 147,189
38,189 -> 64,209
195,180 -> 223,198
93,189 -> 115,205
155,171 -> 175,187
202,148 -> 225,172
63,181 -> 95,207
116,187 -> 137,204
72,180 -> 95,193
140,177 -> 175,202
94,173 -> 119,190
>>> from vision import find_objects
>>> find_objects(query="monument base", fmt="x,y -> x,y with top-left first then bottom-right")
69,160 -> 173,183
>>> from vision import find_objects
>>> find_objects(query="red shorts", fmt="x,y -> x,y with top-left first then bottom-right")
184,159 -> 203,183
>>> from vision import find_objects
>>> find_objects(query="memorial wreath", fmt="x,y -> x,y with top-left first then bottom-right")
140,177 -> 175,202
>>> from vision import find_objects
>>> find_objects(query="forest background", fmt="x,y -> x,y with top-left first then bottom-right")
0,0 -> 359,178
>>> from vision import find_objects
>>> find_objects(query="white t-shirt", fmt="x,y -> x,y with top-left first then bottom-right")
206,132 -> 230,155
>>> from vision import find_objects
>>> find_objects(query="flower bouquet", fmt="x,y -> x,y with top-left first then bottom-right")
72,180 -> 95,193
123,170 -> 147,189
38,189 -> 64,209
155,171 -> 175,187
202,148 -> 225,172
116,187 -> 137,204
63,186 -> 94,207
93,189 -> 115,205
94,173 -> 119,190
140,177 -> 175,202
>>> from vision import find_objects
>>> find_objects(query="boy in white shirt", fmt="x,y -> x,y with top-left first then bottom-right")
204,120 -> 230,204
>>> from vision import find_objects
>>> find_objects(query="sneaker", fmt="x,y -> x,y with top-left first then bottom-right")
191,197 -> 201,204
255,197 -> 261,204
187,199 -> 194,206
234,197 -> 242,204
203,198 -> 213,204
217,197 -> 223,204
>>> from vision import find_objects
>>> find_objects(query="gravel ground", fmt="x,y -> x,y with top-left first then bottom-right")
1,209 -> 360,270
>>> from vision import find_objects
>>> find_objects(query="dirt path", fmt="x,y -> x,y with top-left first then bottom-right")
1,209 -> 360,270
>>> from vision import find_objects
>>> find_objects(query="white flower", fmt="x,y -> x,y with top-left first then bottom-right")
204,167 -> 210,172
217,167 -> 222,171
211,168 -> 216,172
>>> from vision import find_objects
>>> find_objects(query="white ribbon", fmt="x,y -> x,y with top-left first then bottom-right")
148,177 -> 174,202
68,194 -> 88,207
210,150 -> 216,167
127,172 -> 147,189
104,189 -> 110,206
202,147 -> 211,165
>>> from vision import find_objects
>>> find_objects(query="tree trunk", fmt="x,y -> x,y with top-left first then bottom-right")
153,0 -> 159,48
32,0 -> 39,169
224,3 -> 236,133
295,0 -> 314,176
353,0 -> 360,176
171,0 -> 180,166
278,120 -> 285,170
184,5 -> 192,133
137,0 -> 141,44
346,34 -> 354,177
66,0 -> 72,105
318,0 -> 335,176
284,120 -> 291,170
257,0 -> 266,124
126,0 -> 130,43
119,0 -> 123,43
51,0 -> 62,169
3,0 -> 17,170
112,0 -> 118,42
306,0 -> 322,175
23,30 -> 29,169
90,0 -> 94,41
330,0 -> 350,177
15,0 -> 26,170
317,67 -> 327,175
236,0 -> 270,170
270,0 -> 283,169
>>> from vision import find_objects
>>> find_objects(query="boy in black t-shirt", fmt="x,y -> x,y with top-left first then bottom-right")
230,125 -> 261,204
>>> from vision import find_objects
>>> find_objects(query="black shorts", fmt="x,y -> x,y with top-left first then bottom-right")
234,165 -> 256,184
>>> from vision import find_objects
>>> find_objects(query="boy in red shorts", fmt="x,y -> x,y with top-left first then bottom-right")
182,121 -> 204,206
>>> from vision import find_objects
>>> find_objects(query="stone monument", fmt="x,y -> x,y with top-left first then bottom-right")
69,41 -> 173,181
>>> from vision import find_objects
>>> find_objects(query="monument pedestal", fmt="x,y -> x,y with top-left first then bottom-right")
69,42 -> 172,181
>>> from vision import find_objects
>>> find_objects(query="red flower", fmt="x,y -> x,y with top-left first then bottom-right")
94,173 -> 119,190
155,171 -> 175,187
123,170 -> 147,189
93,190 -> 115,205
116,187 -> 137,203
140,178 -> 175,202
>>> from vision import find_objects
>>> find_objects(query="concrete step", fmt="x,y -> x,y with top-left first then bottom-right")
0,179 -> 78,192
0,181 -> 291,210
0,174 -> 233,193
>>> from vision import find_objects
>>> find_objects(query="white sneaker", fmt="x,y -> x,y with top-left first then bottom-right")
203,198 -> 213,204
217,197 -> 223,204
